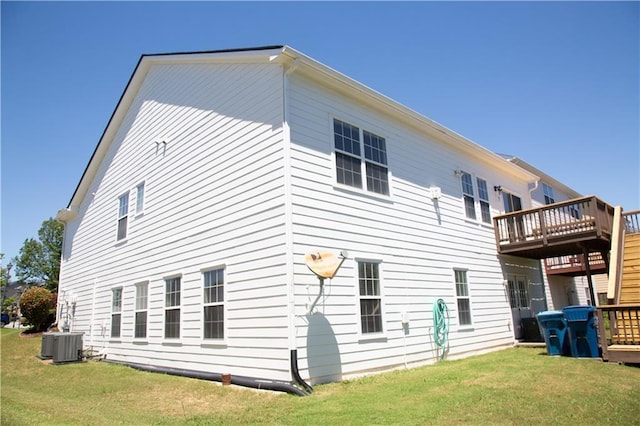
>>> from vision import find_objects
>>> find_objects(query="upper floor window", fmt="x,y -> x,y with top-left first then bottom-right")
358,261 -> 383,334
136,182 -> 145,215
334,119 -> 389,195
165,277 -> 181,339
111,287 -> 123,338
454,269 -> 472,327
461,172 -> 476,220
460,172 -> 493,224
117,193 -> 129,241
203,268 -> 225,340
542,183 -> 555,205
135,282 -> 148,339
477,178 -> 491,224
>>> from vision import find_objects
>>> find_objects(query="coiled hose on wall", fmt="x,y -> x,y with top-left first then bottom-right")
433,298 -> 450,348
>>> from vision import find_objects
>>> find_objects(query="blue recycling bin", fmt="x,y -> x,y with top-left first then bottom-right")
536,311 -> 570,356
562,305 -> 599,358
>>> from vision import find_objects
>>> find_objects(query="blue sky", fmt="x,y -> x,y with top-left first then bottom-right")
1,1 -> 638,275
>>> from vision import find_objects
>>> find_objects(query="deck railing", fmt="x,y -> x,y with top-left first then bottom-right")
596,304 -> 640,363
544,252 -> 606,275
494,195 -> 614,251
623,209 -> 640,234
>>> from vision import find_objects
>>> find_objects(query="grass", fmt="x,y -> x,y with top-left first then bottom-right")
2,328 -> 640,425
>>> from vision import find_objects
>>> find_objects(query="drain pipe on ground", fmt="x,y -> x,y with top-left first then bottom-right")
109,360 -> 308,397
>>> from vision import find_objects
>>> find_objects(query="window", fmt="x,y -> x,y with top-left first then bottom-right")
454,270 -> 472,326
502,192 -> 522,213
542,183 -> 555,205
461,172 -> 476,220
507,276 -> 529,309
136,182 -> 145,214
503,192 -> 524,241
203,269 -> 224,340
597,292 -> 608,306
135,282 -> 148,338
358,261 -> 383,334
164,277 -> 181,339
111,287 -> 122,338
117,193 -> 129,240
477,178 -> 491,223
334,119 -> 389,195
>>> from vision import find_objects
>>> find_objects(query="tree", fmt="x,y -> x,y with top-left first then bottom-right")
13,218 -> 63,292
0,253 -> 11,311
19,286 -> 56,332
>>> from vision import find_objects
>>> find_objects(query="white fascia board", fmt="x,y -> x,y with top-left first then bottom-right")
280,46 -> 538,184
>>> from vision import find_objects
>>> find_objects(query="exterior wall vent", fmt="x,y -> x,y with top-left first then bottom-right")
52,332 -> 84,364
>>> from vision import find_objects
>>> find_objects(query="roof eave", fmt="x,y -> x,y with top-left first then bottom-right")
280,46 -> 537,183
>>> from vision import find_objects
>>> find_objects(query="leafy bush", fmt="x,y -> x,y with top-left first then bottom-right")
19,287 -> 55,332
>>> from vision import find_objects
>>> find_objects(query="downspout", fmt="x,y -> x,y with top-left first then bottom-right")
527,179 -> 550,311
54,208 -> 76,330
282,56 -> 311,394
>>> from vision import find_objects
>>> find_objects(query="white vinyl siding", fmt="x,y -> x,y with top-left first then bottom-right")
287,70 -> 527,382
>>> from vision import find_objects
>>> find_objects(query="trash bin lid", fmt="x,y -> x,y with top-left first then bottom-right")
536,310 -> 565,320
562,305 -> 596,321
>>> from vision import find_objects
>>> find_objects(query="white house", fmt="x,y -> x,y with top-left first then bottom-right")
56,45 -> 547,392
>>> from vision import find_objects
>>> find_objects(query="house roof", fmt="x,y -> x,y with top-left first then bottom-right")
60,45 -> 538,217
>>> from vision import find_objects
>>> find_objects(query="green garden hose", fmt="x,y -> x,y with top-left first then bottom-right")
433,298 -> 450,348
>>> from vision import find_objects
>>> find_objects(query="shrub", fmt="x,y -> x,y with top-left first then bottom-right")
19,287 -> 55,332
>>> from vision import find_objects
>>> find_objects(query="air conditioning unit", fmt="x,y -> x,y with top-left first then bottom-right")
52,332 -> 84,364
39,332 -> 58,359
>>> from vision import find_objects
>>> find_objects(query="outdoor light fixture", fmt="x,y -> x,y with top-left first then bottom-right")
494,185 -> 503,193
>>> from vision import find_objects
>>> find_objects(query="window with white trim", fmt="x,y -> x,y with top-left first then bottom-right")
461,172 -> 476,220
111,287 -> 122,338
334,119 -> 389,195
542,183 -> 555,205
164,277 -> 181,339
358,261 -> 383,334
203,268 -> 224,340
134,282 -> 148,338
477,178 -> 491,224
135,182 -> 145,214
117,193 -> 129,241
454,269 -> 472,326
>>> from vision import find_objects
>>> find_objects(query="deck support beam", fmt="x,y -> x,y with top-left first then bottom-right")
583,246 -> 597,306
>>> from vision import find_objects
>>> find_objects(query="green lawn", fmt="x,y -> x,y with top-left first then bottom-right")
2,328 -> 639,425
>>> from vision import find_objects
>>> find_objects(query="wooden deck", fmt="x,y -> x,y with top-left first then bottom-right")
494,196 -> 615,259
544,252 -> 607,277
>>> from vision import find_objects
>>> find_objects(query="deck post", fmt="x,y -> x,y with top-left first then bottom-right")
583,246 -> 597,307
